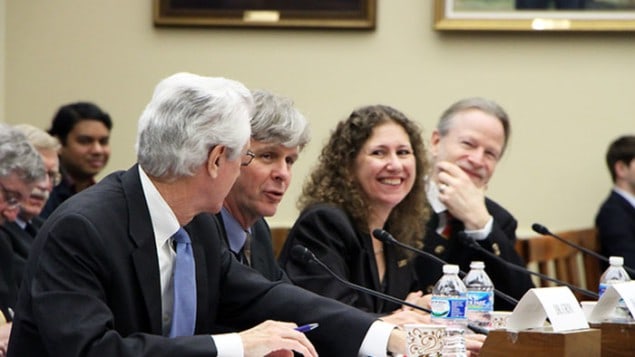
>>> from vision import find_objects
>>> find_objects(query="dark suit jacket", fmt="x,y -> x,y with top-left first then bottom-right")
216,214 -> 290,282
278,203 -> 419,315
596,190 -> 635,277
414,198 -> 534,311
8,166 -> 376,357
0,217 -> 42,312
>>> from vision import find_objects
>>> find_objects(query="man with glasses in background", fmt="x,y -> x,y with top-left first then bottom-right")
0,123 -> 45,357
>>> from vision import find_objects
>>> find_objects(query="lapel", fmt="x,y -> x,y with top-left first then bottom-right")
1,222 -> 33,258
121,165 -> 164,334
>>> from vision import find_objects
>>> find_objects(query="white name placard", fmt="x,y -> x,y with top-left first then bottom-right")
588,281 -> 635,323
507,286 -> 589,332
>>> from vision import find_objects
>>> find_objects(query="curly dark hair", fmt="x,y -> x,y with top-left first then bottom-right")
299,104 -> 430,250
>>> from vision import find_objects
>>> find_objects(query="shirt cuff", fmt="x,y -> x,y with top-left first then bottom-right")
212,333 -> 243,357
358,320 -> 396,357
464,216 -> 493,241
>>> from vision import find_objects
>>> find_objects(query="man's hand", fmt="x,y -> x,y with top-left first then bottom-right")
436,161 -> 490,230
239,320 -> 318,357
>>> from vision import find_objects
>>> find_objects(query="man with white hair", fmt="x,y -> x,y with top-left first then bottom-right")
0,123 -> 45,357
8,73 -> 408,357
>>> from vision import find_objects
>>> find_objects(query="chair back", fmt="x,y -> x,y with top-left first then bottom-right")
270,226 -> 290,258
515,228 -> 601,301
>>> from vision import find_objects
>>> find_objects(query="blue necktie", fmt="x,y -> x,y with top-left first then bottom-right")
169,228 -> 197,337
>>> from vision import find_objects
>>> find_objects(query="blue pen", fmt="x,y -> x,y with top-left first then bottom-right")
295,323 -> 319,333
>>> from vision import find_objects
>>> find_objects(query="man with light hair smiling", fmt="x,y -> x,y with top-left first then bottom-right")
8,73 -> 410,357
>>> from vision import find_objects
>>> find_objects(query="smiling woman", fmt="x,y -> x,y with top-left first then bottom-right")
435,0 -> 635,31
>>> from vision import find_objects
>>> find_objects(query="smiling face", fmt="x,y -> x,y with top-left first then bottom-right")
224,139 -> 299,228
354,121 -> 416,214
430,109 -> 505,188
58,119 -> 110,181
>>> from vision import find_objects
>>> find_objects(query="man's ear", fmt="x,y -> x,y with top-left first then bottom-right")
207,145 -> 226,178
429,130 -> 441,157
615,161 -> 628,180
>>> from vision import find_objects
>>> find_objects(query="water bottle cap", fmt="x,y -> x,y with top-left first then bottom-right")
470,261 -> 485,269
443,264 -> 459,274
609,256 -> 624,266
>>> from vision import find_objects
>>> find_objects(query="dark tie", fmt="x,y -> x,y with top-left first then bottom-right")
24,222 -> 38,237
241,230 -> 252,266
169,228 -> 196,337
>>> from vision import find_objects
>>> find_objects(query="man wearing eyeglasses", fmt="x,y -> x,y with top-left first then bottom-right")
1,125 -> 60,333
0,123 -> 45,357
217,89 -> 309,284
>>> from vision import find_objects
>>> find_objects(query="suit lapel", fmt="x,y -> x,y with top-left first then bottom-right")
121,166 -> 163,334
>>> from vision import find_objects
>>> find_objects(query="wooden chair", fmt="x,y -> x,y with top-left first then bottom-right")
515,228 -> 601,301
270,226 -> 291,258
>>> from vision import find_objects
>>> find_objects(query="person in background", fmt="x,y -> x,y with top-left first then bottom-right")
0,125 -> 60,315
414,97 -> 534,311
218,89 -> 309,282
595,135 -> 635,276
0,123 -> 45,357
279,105 -> 435,325
7,73 -> 410,357
40,102 -> 112,218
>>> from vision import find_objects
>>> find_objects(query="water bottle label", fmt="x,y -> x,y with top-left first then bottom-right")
599,283 -> 607,297
466,291 -> 493,312
431,296 -> 467,319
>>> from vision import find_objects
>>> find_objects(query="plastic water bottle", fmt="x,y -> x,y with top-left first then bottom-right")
431,264 -> 468,330
598,256 -> 632,320
463,261 -> 494,328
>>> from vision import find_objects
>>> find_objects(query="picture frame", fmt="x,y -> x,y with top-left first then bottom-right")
434,0 -> 635,31
153,0 -> 376,30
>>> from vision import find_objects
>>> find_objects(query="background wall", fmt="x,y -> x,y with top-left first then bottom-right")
2,1 -> 633,235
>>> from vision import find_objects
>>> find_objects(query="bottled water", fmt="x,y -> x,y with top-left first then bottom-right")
431,264 -> 468,331
463,261 -> 494,328
598,256 -> 632,321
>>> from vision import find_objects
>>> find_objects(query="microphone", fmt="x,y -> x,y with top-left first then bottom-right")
532,223 -> 635,276
459,233 -> 599,300
372,229 -> 519,308
290,245 -> 489,335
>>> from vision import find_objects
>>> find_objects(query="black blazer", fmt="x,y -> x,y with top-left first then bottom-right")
216,214 -> 290,283
8,166 -> 376,357
596,190 -> 635,276
414,198 -> 534,311
278,203 -> 419,315
0,217 -> 42,312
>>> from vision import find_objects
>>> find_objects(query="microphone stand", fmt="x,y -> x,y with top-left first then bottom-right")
374,229 -> 520,308
532,223 -> 635,276
461,234 -> 599,300
292,245 -> 489,335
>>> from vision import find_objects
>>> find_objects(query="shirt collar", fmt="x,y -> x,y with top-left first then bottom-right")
426,179 -> 447,214
220,206 -> 250,254
613,186 -> 635,209
138,166 -> 181,248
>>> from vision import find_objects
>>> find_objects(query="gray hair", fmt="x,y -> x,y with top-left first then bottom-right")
0,123 -> 46,183
136,73 -> 254,178
14,124 -> 61,152
250,90 -> 310,149
437,97 -> 511,156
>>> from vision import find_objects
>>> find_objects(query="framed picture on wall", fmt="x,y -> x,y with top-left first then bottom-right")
154,0 -> 377,29
434,0 -> 635,31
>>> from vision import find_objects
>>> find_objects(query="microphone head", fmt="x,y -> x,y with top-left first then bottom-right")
290,245 -> 314,265
372,229 -> 394,244
531,223 -> 550,235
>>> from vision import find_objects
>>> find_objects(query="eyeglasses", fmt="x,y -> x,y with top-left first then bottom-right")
47,170 -> 62,186
0,182 -> 22,210
241,150 -> 256,167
